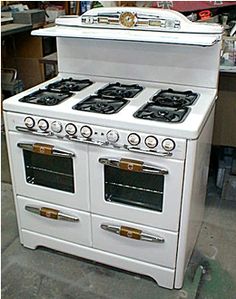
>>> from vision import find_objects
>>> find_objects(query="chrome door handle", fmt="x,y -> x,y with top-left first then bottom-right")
101,224 -> 164,243
16,126 -> 53,137
124,145 -> 172,157
17,142 -> 75,158
99,157 -> 168,175
66,135 -> 108,147
25,206 -> 79,222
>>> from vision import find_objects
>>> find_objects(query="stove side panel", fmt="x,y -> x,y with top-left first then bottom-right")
174,106 -> 215,288
56,37 -> 221,89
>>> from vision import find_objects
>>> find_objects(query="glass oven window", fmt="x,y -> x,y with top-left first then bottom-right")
104,166 -> 164,211
23,150 -> 74,193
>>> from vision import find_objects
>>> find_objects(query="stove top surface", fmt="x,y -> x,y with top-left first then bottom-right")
46,78 -> 93,92
97,82 -> 143,98
18,89 -> 74,106
73,95 -> 129,114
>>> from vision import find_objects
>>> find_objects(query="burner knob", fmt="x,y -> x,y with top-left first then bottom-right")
24,117 -> 35,129
106,130 -> 119,143
51,121 -> 62,133
128,133 -> 140,146
38,119 -> 49,131
80,126 -> 92,138
145,136 -> 158,149
162,138 -> 175,151
65,123 -> 77,136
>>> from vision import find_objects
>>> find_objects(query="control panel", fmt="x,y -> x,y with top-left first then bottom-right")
8,113 -> 186,160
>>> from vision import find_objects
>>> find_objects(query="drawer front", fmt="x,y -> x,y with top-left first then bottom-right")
18,196 -> 92,246
92,214 -> 178,268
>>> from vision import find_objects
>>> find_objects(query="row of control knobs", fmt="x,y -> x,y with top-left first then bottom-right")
24,117 -> 175,151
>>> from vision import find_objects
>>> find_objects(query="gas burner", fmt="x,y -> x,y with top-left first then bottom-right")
46,78 -> 93,92
73,95 -> 129,114
152,89 -> 198,108
97,82 -> 143,98
134,103 -> 188,123
19,90 -> 74,106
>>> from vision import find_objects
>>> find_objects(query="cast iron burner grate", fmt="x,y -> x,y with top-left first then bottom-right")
97,82 -> 143,98
152,89 -> 198,108
46,78 -> 93,92
19,90 -> 74,106
134,103 -> 188,123
73,95 -> 129,114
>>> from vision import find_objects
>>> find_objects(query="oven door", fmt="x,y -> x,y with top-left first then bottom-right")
89,146 -> 184,231
7,132 -> 89,210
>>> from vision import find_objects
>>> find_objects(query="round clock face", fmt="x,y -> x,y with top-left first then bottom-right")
119,12 -> 137,28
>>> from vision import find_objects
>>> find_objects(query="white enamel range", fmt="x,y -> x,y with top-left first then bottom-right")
3,7 -> 223,289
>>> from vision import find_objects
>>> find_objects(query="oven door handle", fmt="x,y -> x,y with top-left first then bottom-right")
101,224 -> 165,243
25,206 -> 79,222
124,145 -> 172,157
98,157 -> 168,175
17,142 -> 75,158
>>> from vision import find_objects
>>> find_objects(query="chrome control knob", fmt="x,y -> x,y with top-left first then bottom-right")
80,125 -> 92,138
162,138 -> 175,151
128,133 -> 140,146
106,130 -> 119,143
145,136 -> 158,148
65,123 -> 77,135
24,117 -> 35,129
38,119 -> 49,131
51,121 -> 62,133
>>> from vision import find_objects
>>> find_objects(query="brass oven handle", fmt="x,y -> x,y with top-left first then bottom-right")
25,206 -> 79,222
16,126 -> 54,137
17,142 -> 75,158
98,157 -> 168,175
101,224 -> 164,243
124,145 -> 172,157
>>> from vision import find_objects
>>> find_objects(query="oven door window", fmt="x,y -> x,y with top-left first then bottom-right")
23,150 -> 74,193
104,166 -> 164,211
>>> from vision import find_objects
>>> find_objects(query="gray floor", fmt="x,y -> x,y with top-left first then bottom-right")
1,133 -> 236,299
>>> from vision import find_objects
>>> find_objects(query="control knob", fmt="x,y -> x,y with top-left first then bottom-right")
38,119 -> 49,131
128,133 -> 140,146
51,121 -> 62,133
145,136 -> 158,149
24,117 -> 35,129
106,130 -> 119,143
65,123 -> 77,135
80,126 -> 92,138
162,138 -> 175,151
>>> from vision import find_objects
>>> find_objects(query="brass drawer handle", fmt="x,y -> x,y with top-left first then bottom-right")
101,224 -> 164,243
25,206 -> 79,222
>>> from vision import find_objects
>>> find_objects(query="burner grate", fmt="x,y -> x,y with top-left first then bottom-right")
97,82 -> 143,98
73,95 -> 129,114
46,78 -> 93,92
19,90 -> 74,106
134,103 -> 188,123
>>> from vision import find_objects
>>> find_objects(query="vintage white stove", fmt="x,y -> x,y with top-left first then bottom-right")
3,7 -> 223,289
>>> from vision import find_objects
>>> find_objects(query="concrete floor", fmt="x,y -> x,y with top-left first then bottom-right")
1,132 -> 236,299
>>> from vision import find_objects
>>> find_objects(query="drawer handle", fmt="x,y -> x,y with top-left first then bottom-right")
25,206 -> 79,222
101,224 -> 164,243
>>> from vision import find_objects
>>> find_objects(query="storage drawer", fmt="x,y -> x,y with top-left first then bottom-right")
92,214 -> 178,268
18,196 -> 92,246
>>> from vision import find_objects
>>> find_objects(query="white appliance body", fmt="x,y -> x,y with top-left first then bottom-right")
3,7 -> 223,289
